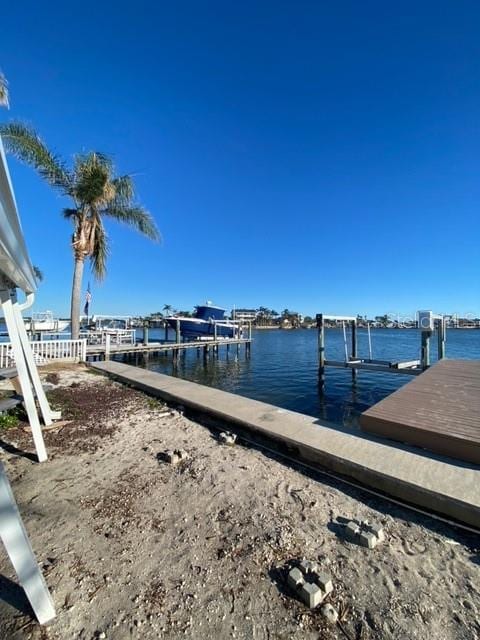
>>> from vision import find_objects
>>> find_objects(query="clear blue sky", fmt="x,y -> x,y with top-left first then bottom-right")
1,1 -> 479,318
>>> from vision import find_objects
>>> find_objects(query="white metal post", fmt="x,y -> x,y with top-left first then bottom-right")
105,333 -> 111,360
367,322 -> 373,360
0,290 -> 48,462
342,321 -> 349,362
12,301 -> 59,425
0,462 -> 56,624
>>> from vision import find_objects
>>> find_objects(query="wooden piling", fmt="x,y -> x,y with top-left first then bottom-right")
351,319 -> 358,382
317,314 -> 325,390
421,331 -> 431,369
438,318 -> 446,360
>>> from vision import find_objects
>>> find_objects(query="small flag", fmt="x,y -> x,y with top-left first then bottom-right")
84,282 -> 92,316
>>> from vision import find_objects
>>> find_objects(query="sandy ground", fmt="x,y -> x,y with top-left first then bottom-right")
0,364 -> 479,640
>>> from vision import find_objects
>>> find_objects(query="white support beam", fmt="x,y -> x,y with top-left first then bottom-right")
0,462 -> 55,624
12,300 -> 60,424
0,290 -> 48,462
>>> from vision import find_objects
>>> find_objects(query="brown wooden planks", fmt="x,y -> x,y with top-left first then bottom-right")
360,359 -> 480,464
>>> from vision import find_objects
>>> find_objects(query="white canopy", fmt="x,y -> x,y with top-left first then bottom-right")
0,136 -> 37,294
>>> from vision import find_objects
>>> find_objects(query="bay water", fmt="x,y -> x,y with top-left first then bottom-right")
139,328 -> 480,427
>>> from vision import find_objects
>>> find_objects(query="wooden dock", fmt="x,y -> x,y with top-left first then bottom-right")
360,359 -> 480,465
86,337 -> 251,361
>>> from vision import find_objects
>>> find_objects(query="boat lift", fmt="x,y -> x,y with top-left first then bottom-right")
316,312 -> 447,390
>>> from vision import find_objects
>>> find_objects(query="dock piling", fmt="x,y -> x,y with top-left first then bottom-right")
317,314 -> 325,391
438,318 -> 446,360
175,319 -> 181,345
421,331 -> 431,369
105,333 -> 111,361
351,319 -> 358,382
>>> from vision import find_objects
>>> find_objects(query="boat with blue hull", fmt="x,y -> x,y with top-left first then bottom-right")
166,304 -> 237,341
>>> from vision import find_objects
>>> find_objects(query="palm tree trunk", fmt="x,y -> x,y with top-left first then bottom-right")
70,256 -> 85,339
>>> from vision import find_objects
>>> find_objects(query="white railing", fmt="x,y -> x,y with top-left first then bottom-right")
80,329 -> 136,346
0,339 -> 87,368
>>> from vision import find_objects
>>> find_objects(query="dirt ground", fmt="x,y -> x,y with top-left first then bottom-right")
0,364 -> 479,640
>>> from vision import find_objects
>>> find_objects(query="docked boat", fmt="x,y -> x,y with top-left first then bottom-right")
166,304 -> 237,340
24,311 -> 70,333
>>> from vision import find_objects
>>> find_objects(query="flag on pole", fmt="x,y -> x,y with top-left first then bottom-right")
84,282 -> 92,316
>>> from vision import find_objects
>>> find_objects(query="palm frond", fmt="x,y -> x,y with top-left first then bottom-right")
73,152 -> 115,206
90,223 -> 109,280
112,175 -> 134,203
0,71 -> 9,109
0,122 -> 72,191
104,203 -> 160,241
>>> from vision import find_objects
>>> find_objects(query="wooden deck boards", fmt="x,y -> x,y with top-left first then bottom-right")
86,338 -> 251,358
360,359 -> 480,464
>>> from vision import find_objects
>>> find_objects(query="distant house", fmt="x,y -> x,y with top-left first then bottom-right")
231,308 -> 258,322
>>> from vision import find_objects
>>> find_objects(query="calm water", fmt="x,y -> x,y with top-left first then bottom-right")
136,328 -> 480,427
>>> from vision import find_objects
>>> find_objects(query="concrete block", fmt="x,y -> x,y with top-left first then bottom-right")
163,449 -> 188,465
299,559 -> 319,575
164,450 -> 180,464
299,582 -> 324,609
315,571 -> 333,595
219,431 -> 237,446
288,560 -> 333,609
359,531 -> 377,549
287,567 -> 304,591
345,521 -> 360,541
174,449 -> 189,461
344,519 -> 384,548
365,522 -> 385,542
321,603 -> 338,625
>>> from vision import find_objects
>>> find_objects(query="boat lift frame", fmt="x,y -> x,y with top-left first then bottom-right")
316,312 -> 446,391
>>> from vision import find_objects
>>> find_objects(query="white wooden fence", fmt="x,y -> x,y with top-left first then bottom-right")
79,329 -> 136,346
0,339 -> 87,368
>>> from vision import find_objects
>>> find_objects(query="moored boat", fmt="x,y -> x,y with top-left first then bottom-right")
24,311 -> 70,333
166,304 -> 237,340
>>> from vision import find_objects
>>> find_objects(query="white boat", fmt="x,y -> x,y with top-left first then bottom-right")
24,311 -> 70,333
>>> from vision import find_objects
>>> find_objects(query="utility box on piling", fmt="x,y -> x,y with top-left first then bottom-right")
418,310 -> 434,331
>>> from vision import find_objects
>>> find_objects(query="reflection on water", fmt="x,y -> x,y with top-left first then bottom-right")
133,328 -> 480,427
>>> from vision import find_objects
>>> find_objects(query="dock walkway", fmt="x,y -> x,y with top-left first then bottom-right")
86,337 -> 251,360
360,359 -> 480,465
89,360 -> 480,529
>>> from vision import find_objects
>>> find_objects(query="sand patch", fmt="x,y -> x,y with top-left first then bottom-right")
0,365 -> 478,639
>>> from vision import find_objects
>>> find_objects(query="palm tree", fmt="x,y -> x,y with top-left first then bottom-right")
0,122 -> 159,338
163,304 -> 173,316
0,72 -> 9,108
